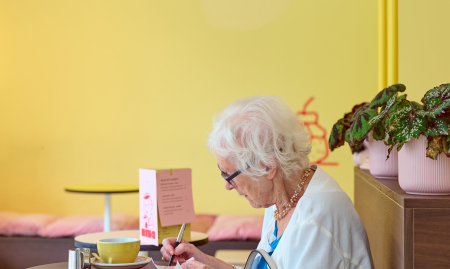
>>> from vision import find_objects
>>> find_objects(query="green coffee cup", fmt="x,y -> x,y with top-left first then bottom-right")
97,238 -> 140,264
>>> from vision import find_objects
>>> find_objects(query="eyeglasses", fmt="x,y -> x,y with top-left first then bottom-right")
217,165 -> 242,188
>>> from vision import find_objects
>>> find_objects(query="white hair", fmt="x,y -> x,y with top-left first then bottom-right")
207,96 -> 311,180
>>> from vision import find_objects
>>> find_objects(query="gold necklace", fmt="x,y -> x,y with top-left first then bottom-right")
274,167 -> 312,221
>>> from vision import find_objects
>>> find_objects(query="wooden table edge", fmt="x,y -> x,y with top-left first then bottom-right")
64,189 -> 139,194
74,230 -> 208,251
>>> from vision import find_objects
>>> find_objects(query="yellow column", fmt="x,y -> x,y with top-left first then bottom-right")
387,0 -> 398,86
378,0 -> 387,91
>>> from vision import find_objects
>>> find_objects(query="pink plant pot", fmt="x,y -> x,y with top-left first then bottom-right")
369,134 -> 398,179
398,135 -> 450,195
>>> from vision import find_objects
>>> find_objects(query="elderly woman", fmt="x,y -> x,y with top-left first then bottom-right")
161,96 -> 374,269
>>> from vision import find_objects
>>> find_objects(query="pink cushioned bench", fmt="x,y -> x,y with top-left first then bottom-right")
0,212 -> 139,238
0,212 -> 262,269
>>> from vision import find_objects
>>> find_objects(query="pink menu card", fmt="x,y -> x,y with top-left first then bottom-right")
139,168 -> 196,246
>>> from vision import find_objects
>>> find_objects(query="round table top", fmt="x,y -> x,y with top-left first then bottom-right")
27,261 -> 157,269
74,230 -> 209,251
65,184 -> 139,194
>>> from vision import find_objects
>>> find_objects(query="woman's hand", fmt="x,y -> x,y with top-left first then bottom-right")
161,237 -> 204,265
165,260 -> 215,269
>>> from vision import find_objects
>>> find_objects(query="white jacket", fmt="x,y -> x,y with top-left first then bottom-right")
253,166 -> 374,269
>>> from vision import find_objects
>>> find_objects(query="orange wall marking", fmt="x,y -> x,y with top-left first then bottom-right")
297,97 -> 338,166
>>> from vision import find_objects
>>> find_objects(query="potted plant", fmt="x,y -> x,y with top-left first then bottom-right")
377,83 -> 450,194
328,84 -> 406,178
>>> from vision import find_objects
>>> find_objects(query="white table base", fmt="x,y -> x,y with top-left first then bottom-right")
104,194 -> 111,232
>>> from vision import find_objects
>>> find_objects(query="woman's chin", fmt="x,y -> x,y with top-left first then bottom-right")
246,196 -> 263,208
249,203 -> 263,209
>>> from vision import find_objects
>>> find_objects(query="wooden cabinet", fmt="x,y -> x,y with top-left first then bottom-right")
354,168 -> 450,269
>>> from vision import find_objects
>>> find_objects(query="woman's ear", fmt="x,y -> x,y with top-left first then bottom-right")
265,159 -> 277,180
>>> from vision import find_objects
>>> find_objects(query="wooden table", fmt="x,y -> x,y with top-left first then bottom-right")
65,184 -> 139,232
355,167 -> 450,269
74,230 -> 209,251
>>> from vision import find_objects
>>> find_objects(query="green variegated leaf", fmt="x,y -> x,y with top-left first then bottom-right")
349,108 -> 378,141
421,83 -> 450,116
427,97 -> 443,109
350,103 -> 369,123
344,128 -> 365,153
433,99 -> 450,115
389,100 -> 427,145
345,128 -> 352,143
397,94 -> 407,101
411,101 -> 423,110
327,103 -> 367,151
443,132 -> 450,158
386,143 -> 395,160
397,142 -> 405,152
425,118 -> 449,136
382,94 -> 406,147
351,102 -> 368,114
369,113 -> 387,127
329,119 -> 346,151
420,100 -> 450,118
426,135 -> 443,160
372,122 -> 385,140
416,110 -> 429,117
387,140 -> 403,160
383,116 -> 394,145
384,132 -> 394,145
369,84 -> 406,110
387,94 -> 407,113
344,129 -> 356,152
422,83 -> 450,106
343,112 -> 353,123
348,140 -> 365,154
435,112 -> 450,124
368,93 -> 398,126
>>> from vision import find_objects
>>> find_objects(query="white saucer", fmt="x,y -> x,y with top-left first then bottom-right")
91,256 -> 152,269
152,260 -> 170,269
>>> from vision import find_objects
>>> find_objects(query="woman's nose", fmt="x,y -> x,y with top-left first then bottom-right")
224,180 -> 234,190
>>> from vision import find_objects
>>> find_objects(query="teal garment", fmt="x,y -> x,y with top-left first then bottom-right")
255,221 -> 282,269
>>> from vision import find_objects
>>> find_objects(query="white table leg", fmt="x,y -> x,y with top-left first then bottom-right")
104,193 -> 111,232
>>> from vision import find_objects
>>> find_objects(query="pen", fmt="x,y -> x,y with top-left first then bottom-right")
168,223 -> 186,266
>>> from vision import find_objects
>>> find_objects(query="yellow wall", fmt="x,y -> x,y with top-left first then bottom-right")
0,0 -> 380,217
400,0 -> 450,100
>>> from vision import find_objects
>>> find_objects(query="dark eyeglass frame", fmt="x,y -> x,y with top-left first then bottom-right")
217,165 -> 242,188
